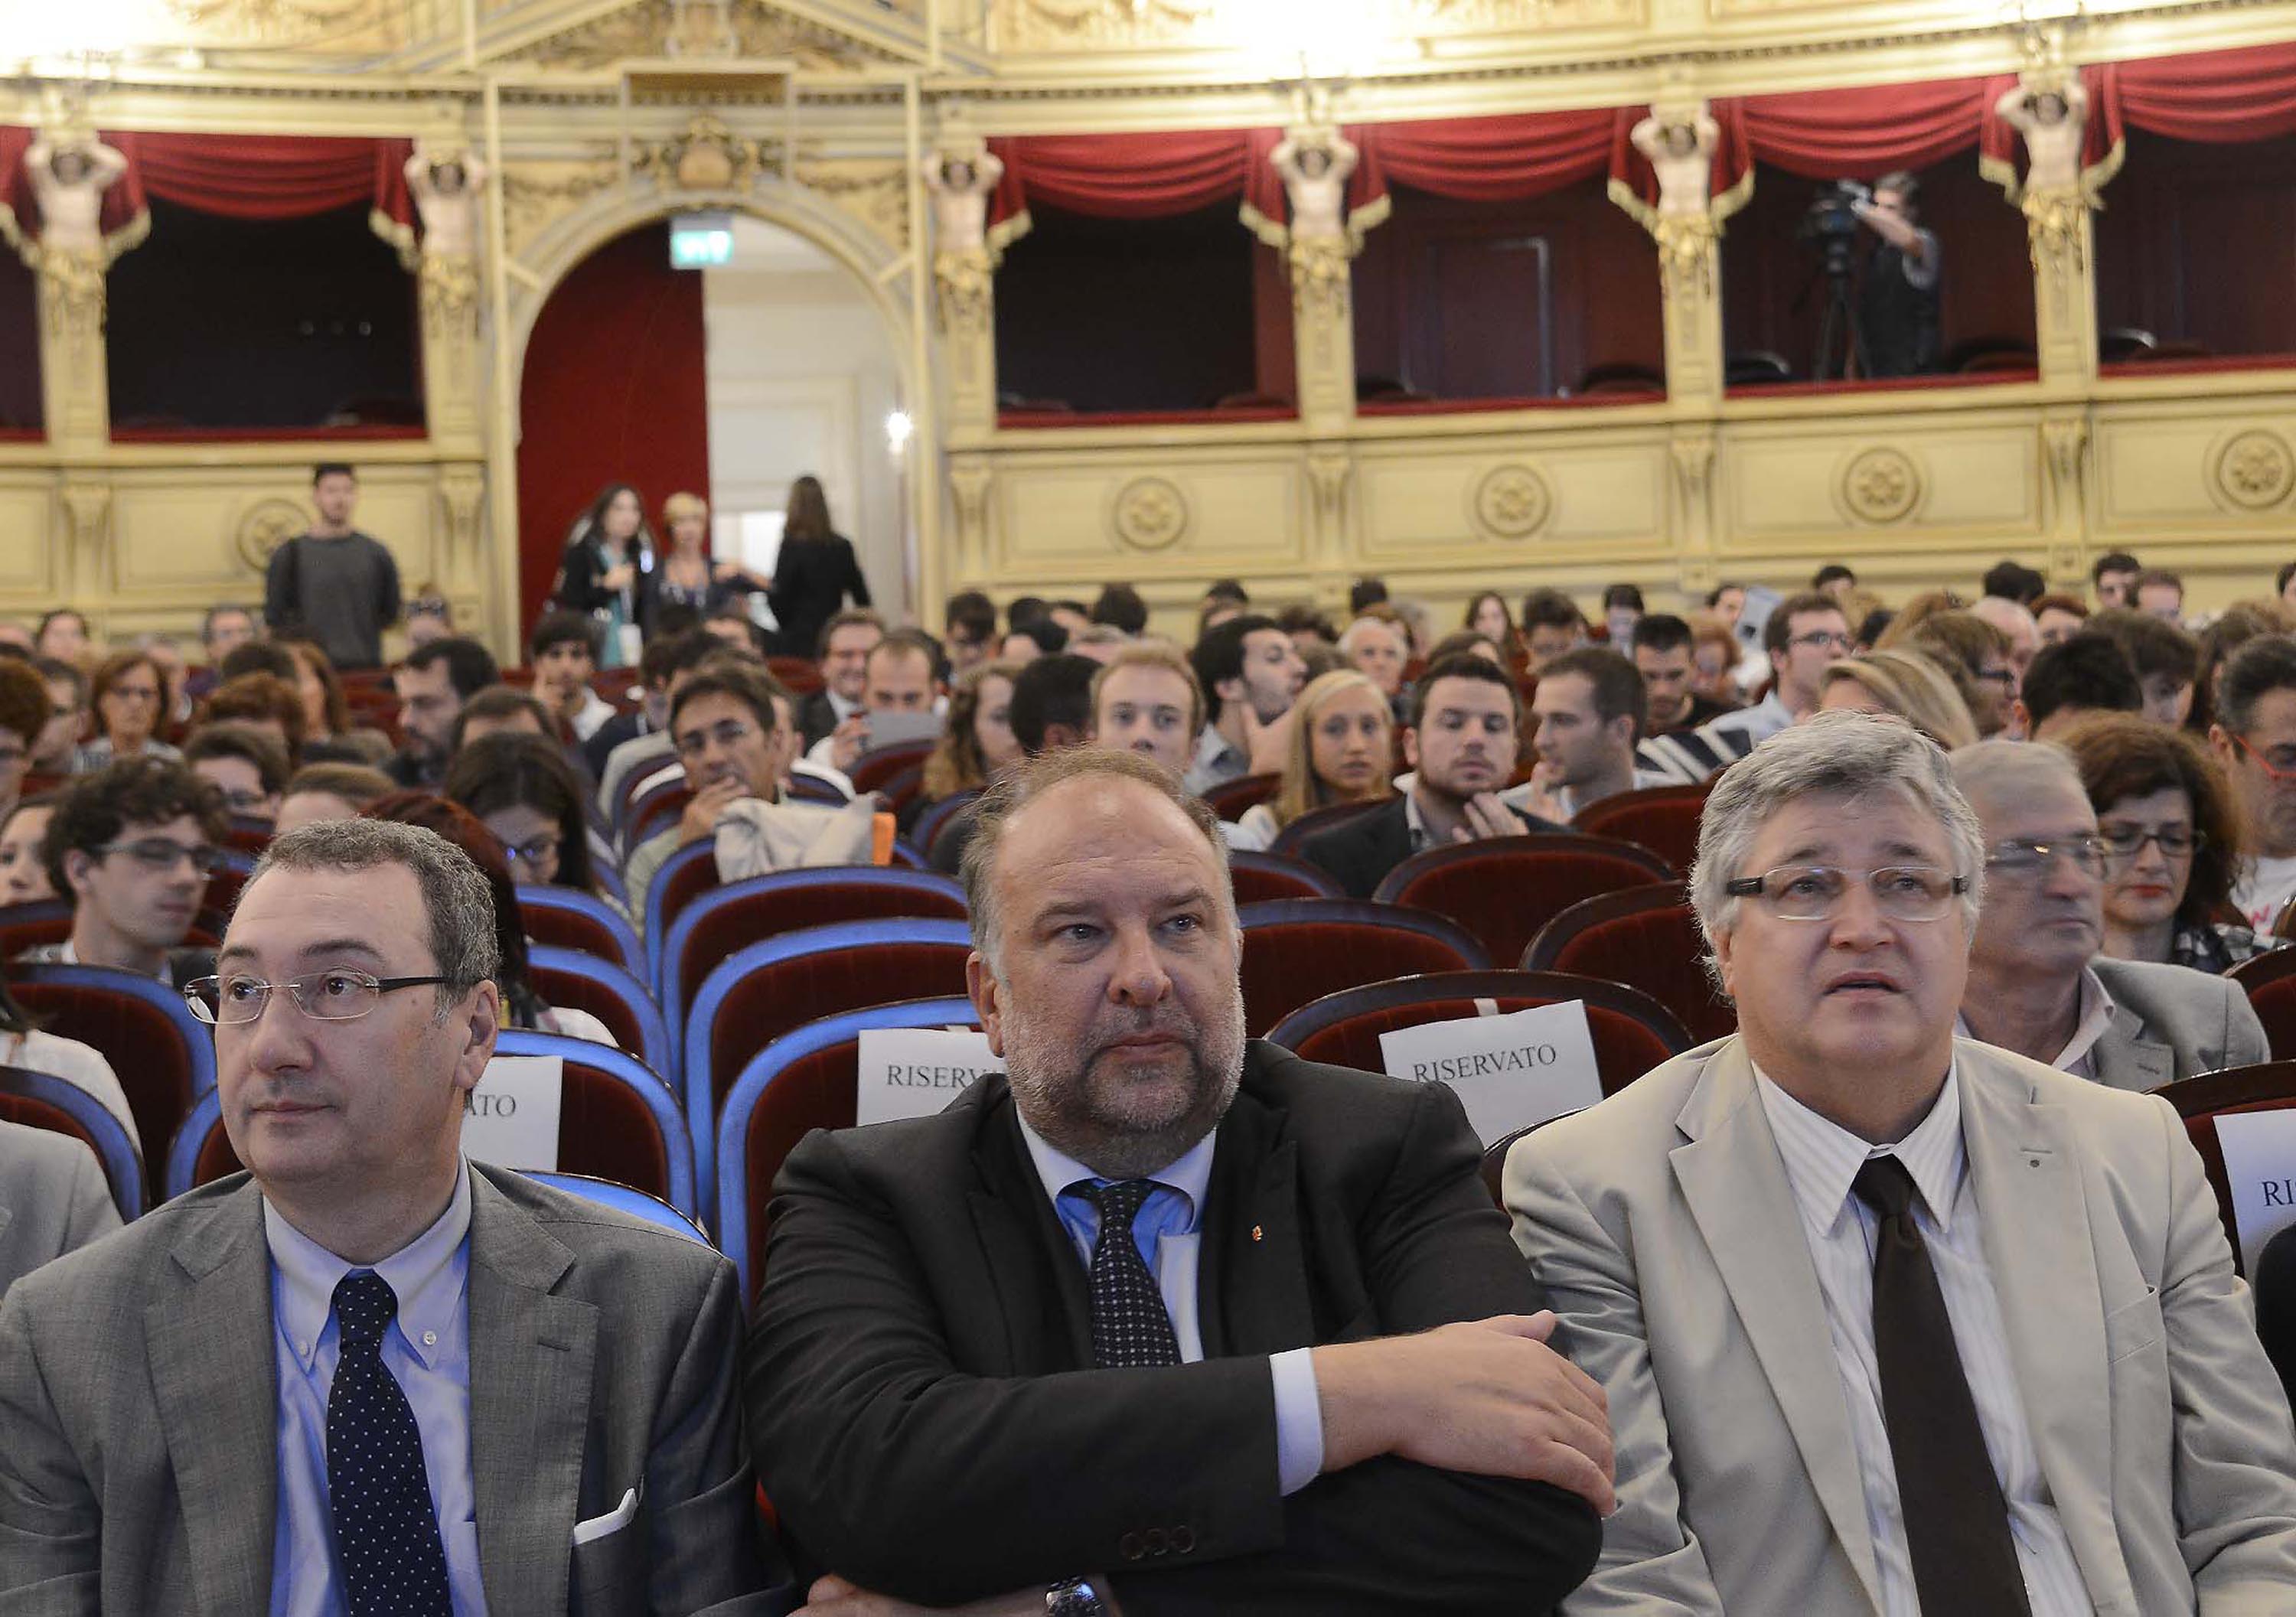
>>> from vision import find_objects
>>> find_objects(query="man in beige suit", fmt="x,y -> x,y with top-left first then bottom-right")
1508,711 -> 2296,1615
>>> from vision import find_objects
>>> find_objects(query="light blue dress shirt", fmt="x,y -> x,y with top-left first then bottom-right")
263,1159 -> 488,1617
1016,1120 -> 1325,1495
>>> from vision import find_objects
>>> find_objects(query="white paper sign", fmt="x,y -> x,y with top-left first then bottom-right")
463,1055 -> 564,1171
2212,1107 -> 2296,1274
1378,1000 -> 1604,1147
856,1028 -> 1000,1126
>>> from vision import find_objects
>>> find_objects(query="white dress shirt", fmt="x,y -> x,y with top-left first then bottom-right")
1955,965 -> 2116,1080
1753,1064 -> 2091,1617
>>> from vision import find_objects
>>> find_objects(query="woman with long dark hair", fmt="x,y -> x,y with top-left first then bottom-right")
765,474 -> 871,660
551,482 -> 659,669
442,733 -> 608,905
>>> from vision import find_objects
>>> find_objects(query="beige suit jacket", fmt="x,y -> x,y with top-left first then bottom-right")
1505,1035 -> 2296,1616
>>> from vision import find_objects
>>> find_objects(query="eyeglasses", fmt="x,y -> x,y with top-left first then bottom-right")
107,686 -> 160,703
214,788 -> 272,814
94,839 -> 220,875
2233,734 -> 2296,784
1974,667 -> 2017,689
2098,824 -> 2206,859
1789,632 -> 1854,654
501,833 -> 559,870
1984,836 -> 2112,880
1724,865 -> 1968,922
676,720 -> 761,759
183,970 -> 452,1025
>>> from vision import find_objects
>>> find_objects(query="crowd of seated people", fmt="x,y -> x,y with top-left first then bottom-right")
12,538 -> 2296,1612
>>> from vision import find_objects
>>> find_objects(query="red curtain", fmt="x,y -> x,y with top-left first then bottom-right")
2092,41 -> 2296,152
987,130 -> 1283,231
1352,108 -> 1618,207
113,132 -> 413,230
1707,76 -> 2017,199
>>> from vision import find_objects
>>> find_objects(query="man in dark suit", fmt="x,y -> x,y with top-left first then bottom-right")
748,748 -> 1609,1615
796,609 -> 883,751
1304,653 -> 1559,899
0,819 -> 786,1614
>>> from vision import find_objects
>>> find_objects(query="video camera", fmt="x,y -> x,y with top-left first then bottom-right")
1798,179 -> 1870,248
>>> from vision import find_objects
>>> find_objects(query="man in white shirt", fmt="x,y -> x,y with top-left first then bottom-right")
2213,636 -> 2296,931
1182,614 -> 1306,795
1949,741 -> 2265,1087
1507,711 -> 2296,1615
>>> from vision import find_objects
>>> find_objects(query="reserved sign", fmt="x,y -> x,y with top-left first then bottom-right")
1378,1000 -> 1603,1146
856,1027 -> 1000,1126
463,1055 -> 564,1171
2212,1107 -> 2296,1274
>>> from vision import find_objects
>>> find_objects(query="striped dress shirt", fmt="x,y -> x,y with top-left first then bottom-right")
1753,1063 -> 2093,1617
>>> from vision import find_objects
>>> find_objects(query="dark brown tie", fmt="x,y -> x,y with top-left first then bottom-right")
1851,1155 -> 2031,1617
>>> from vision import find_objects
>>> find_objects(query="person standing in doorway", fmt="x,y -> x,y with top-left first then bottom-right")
263,465 -> 403,671
765,475 -> 872,662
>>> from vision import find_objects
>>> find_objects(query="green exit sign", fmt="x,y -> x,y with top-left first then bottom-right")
670,212 -> 733,269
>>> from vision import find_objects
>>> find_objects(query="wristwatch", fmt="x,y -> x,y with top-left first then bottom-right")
1045,1576 -> 1108,1616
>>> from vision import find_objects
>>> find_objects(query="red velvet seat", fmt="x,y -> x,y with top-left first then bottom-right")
767,657 -> 823,696
9,964 -> 216,1187
0,1064 -> 146,1219
1521,881 -> 1735,1045
1203,773 -> 1282,821
1373,834 -> 1677,970
2230,950 -> 2296,1061
850,741 -> 935,798
651,843 -> 725,958
2151,1063 -> 2296,1275
516,888 -> 644,978
0,901 -> 223,959
1267,796 -> 1392,859
1227,851 -> 1344,905
1235,899 -> 1490,1038
876,764 -> 928,818
1267,968 -> 1691,1100
628,778 -> 694,851
1570,782 -> 1712,873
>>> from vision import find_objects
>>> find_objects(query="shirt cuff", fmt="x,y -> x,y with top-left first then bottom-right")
1270,1348 -> 1326,1496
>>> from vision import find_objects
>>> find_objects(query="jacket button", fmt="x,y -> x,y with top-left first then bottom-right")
1144,1529 -> 1168,1557
1172,1526 -> 1195,1555
1119,1533 -> 1145,1561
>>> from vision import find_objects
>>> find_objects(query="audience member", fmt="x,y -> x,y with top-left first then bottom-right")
0,795 -> 55,903
0,969 -> 135,1154
390,637 -> 501,788
202,671 -> 308,767
1464,590 -> 1522,661
2031,590 -> 2090,645
2093,549 -> 2141,609
403,583 -> 453,649
1979,558 -> 2047,606
1949,739 -> 2265,1082
218,639 -> 302,686
1049,601 -> 1096,641
2017,632 -> 2143,741
810,630 -> 939,774
1518,588 -> 1586,673
529,610 -> 616,743
1182,614 -> 1306,794
1348,575 -> 1389,615
930,654 -> 1097,876
142,633 -> 193,729
263,464 -> 401,670
800,609 -> 884,749
1508,711 -> 2296,1612
1811,562 -> 1857,600
182,722 -> 290,824
1816,649 -> 1979,749
75,650 -> 180,772
449,686 -> 556,753
34,609 -> 89,664
652,491 -> 765,629
1338,613 -> 1408,699
550,481 -> 657,670
1090,644 -> 1202,779
2212,635 -> 2296,930
274,762 -> 394,836
1231,668 -> 1394,852
1968,592 -> 2040,683
1275,604 -> 1339,656
2135,567 -> 2186,621
1600,582 -> 1644,644
1642,592 -> 1846,782
701,608 -> 765,656
1009,595 -> 1049,633
590,625 -> 721,799
1516,647 -> 1668,821
1630,613 -> 1729,734
1423,630 -> 1501,667
912,661 -> 1023,835
443,733 -> 609,904
1089,582 -> 1150,637
1706,581 -> 1746,630
26,757 -> 224,989
1003,617 -> 1068,660
1687,613 -> 1741,709
0,1123 -> 118,1301
768,474 -> 872,663
1068,624 -> 1131,665
944,589 -> 1000,678
0,623 -> 33,657
2088,607 -> 2200,725
31,658 -> 85,775
0,660 -> 43,829
1896,610 -> 2017,738
1304,654 -> 1559,899
0,818 -> 785,1608
279,638 -> 390,766
2189,599 -> 2290,735
2058,712 -> 2268,973
747,747 -> 1608,1612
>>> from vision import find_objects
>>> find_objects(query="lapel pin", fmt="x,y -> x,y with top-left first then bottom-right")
1251,1224 -> 1264,1243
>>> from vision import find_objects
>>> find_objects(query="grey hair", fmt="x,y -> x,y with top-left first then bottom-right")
1945,736 -> 2086,815
244,819 -> 501,1019
959,747 -> 1234,976
1690,710 -> 1987,977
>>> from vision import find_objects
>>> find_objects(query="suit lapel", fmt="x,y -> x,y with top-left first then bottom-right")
2092,1004 -> 2174,1094
148,1184 -> 279,1617
465,1169 -> 595,1617
968,1102 -> 1092,1371
1668,1048 -> 1886,1615
1959,1053 -> 2125,1604
1198,1087 -> 1315,1356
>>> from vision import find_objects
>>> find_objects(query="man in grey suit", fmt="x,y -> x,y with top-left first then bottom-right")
1949,739 -> 2268,1087
0,819 -> 785,1615
1508,712 -> 2296,1615
0,1121 -> 117,1299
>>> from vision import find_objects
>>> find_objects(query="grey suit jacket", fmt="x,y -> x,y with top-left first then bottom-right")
0,1123 -> 118,1302
1505,1035 -> 2296,1616
0,1164 -> 786,1616
2090,954 -> 2271,1091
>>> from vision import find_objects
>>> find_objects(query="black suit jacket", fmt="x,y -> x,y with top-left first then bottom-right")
767,535 -> 870,663
1302,796 -> 1564,900
745,1041 -> 1602,1614
2257,1222 -> 2296,1408
796,689 -> 843,751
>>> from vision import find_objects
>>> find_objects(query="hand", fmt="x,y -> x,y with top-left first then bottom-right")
712,561 -> 745,584
677,776 -> 748,846
1313,1312 -> 1615,1515
798,1575 -> 1052,1615
1455,792 -> 1528,843
600,562 -> 635,592
828,714 -> 871,774
1241,704 -> 1296,776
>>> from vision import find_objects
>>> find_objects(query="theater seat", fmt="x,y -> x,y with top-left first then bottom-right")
2150,1062 -> 2296,1276
0,1064 -> 146,1221
1570,783 -> 1712,873
1373,834 -> 1677,969
527,944 -> 675,1079
850,741 -> 935,797
516,885 -> 646,979
628,779 -> 695,851
1521,881 -> 1735,1045
1236,898 -> 1490,1037
520,1172 -> 709,1244
1203,773 -> 1282,821
1226,851 -> 1344,905
911,790 -> 981,869
0,900 -> 74,960
11,963 -> 216,1190
2230,950 -> 2296,1061
715,996 -> 982,1304
1267,969 -> 1691,1099
1268,797 -> 1390,859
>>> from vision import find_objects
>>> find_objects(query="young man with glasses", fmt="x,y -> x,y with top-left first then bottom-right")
1949,740 -> 2263,1085
1508,711 -> 2296,1612
19,756 -> 228,989
2212,635 -> 2296,931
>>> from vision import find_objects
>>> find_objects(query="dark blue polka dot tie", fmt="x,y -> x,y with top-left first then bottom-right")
1077,1180 -> 1181,1369
326,1271 -> 452,1617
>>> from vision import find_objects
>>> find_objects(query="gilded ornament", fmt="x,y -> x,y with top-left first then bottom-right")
510,0 -> 880,70
236,499 -> 311,574
637,116 -> 771,191
2020,186 -> 2088,276
1841,448 -> 1921,524
1473,465 -> 1553,540
38,249 -> 107,336
1111,478 -> 1189,552
2215,431 -> 2296,511
934,249 -> 995,334
419,253 -> 481,342
1650,214 -> 1716,302
1288,236 -> 1353,323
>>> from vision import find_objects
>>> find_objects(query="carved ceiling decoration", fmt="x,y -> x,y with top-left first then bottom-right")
503,0 -> 892,70
159,0 -> 425,52
792,159 -> 912,254
993,0 -> 1639,54
500,156 -> 622,259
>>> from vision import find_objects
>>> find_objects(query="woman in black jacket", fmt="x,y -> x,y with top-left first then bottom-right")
765,474 -> 870,659
550,482 -> 659,668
